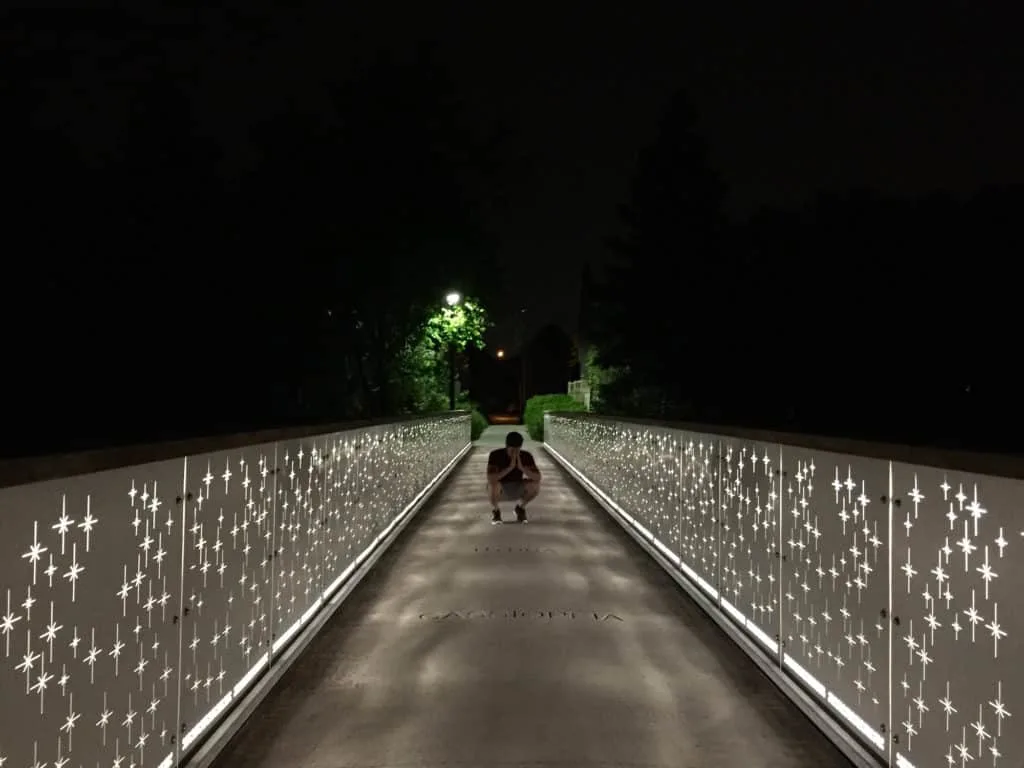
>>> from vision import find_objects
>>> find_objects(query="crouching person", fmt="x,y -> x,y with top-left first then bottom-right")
486,430 -> 541,524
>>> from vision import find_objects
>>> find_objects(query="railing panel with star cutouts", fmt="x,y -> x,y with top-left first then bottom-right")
0,412 -> 471,768
544,411 -> 1020,768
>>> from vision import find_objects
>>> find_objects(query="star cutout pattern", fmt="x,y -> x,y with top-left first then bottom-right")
546,415 -> 1023,768
0,414 -> 469,768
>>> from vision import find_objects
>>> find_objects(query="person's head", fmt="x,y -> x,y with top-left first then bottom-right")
505,431 -> 524,454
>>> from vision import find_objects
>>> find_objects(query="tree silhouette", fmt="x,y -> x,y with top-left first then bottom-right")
583,79 -> 1024,451
585,88 -> 729,416
526,324 -> 576,397
238,48 -> 502,418
2,18 -> 506,455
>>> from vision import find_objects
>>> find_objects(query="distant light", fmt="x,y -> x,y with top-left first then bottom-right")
445,292 -> 461,306
496,349 -> 505,359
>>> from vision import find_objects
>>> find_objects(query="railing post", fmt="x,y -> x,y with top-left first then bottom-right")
714,438 -> 723,608
775,444 -> 784,669
267,442 -> 280,669
885,461 -> 894,767
677,437 -> 685,569
172,456 -> 189,767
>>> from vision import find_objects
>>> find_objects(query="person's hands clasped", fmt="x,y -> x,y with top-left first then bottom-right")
515,451 -> 530,479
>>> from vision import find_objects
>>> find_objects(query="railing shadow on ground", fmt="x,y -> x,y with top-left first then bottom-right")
0,412 -> 472,768
543,410 -> 1022,768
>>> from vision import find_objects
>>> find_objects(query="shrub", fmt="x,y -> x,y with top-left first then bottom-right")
524,394 -> 586,441
470,408 -> 489,441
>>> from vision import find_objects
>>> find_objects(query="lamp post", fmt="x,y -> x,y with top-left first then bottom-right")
445,292 -> 461,410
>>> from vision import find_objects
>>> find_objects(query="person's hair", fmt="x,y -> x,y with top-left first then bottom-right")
505,431 -> 524,447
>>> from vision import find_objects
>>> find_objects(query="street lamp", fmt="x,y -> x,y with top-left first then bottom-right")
496,349 -> 505,359
445,292 -> 461,409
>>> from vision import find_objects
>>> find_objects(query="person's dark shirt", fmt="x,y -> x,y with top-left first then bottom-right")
487,448 -> 538,483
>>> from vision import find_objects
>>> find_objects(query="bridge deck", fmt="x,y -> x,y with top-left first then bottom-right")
213,428 -> 848,767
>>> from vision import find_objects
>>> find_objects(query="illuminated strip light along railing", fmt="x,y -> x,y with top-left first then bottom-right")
826,682 -> 887,751
547,443 -> 720,600
720,597 -> 778,654
157,439 -> 471,768
544,439 -> 896,764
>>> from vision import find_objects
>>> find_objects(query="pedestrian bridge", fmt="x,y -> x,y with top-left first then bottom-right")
0,412 -> 1018,768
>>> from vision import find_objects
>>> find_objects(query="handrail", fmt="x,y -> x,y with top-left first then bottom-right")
544,410 -> 1024,480
544,411 -> 1024,767
0,410 -> 470,489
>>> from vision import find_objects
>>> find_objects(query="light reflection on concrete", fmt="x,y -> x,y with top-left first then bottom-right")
212,432 -> 850,768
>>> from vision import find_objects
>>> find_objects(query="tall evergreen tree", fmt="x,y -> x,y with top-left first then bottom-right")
586,89 -> 729,416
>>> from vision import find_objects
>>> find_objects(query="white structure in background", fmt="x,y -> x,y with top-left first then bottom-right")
567,380 -> 591,410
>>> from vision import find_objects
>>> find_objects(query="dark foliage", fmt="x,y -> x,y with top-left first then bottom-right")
583,90 -> 1023,453
1,12 -> 504,456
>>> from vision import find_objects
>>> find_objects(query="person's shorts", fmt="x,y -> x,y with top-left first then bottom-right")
499,480 -> 527,500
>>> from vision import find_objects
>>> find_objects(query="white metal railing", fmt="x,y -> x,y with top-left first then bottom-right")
544,411 -> 1020,768
0,413 -> 471,768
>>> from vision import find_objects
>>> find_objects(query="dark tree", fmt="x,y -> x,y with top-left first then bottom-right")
2,15 -> 505,456
583,79 -> 1024,452
525,324 -> 575,397
240,47 -> 503,419
2,13 -> 235,448
585,89 -> 729,417
728,184 -> 1024,450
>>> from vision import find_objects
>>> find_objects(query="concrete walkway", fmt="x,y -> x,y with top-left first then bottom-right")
474,423 -> 537,450
212,429 -> 848,767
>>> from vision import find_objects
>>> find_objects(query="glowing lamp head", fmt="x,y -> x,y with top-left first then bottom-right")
496,349 -> 505,359
445,292 -> 461,306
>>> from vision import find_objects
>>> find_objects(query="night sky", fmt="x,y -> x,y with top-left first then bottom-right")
14,6 -> 1023,350
393,6 -> 1023,349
